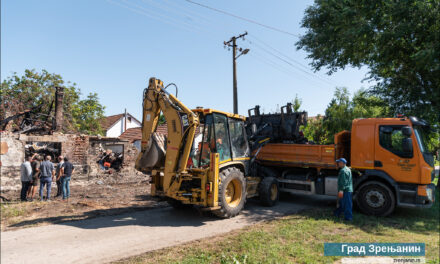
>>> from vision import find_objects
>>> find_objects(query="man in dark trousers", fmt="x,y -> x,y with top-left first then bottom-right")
333,158 -> 353,221
39,155 -> 55,201
20,156 -> 33,201
61,156 -> 74,201
55,156 -> 64,198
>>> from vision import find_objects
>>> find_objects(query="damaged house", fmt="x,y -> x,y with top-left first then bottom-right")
0,88 -> 143,193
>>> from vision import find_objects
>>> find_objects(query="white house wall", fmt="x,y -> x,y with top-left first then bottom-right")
106,115 -> 141,137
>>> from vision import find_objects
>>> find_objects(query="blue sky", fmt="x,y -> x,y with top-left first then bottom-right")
1,0 -> 370,120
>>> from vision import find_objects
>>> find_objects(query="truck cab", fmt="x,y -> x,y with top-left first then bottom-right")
351,117 -> 436,215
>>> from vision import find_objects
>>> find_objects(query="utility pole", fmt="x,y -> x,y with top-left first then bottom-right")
224,32 -> 249,114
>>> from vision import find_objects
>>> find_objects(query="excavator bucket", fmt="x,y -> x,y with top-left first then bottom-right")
136,133 -> 166,171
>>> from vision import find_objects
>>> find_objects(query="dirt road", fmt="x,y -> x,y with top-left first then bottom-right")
1,195 -> 333,264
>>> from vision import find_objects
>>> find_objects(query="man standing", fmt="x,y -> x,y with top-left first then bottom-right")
333,158 -> 353,221
55,156 -> 64,198
20,156 -> 33,201
60,156 -> 74,201
28,154 -> 41,201
39,155 -> 55,201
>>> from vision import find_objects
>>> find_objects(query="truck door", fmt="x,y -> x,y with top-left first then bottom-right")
375,125 -> 419,183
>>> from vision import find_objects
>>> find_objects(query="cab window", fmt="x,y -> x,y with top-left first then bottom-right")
198,115 -> 215,167
379,125 -> 413,158
213,114 -> 232,162
228,118 -> 250,158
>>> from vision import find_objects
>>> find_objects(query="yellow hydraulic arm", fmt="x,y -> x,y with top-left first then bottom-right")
135,78 -> 199,193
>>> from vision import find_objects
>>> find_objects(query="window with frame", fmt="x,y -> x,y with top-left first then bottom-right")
228,118 -> 250,158
379,125 -> 412,158
198,115 -> 215,167
213,114 -> 232,162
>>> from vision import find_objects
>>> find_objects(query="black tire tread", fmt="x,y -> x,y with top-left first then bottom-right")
259,177 -> 279,207
356,181 -> 395,216
212,167 -> 247,218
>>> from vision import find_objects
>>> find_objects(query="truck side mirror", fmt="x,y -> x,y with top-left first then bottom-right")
402,138 -> 413,153
401,126 -> 413,137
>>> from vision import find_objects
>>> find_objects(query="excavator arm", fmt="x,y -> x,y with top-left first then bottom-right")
135,78 -> 199,193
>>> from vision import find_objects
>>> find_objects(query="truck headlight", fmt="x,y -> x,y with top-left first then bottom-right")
426,188 -> 433,201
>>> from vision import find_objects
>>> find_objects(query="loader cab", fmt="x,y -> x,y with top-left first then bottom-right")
190,109 -> 251,172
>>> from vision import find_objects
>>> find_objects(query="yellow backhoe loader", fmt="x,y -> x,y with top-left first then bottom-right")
135,77 -> 266,217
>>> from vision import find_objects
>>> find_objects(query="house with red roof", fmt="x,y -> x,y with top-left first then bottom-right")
100,111 -> 141,137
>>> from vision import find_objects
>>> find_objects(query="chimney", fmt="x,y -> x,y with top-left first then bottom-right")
124,108 -> 127,132
54,86 -> 64,131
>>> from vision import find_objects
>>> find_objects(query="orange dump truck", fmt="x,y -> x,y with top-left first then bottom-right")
254,116 -> 436,216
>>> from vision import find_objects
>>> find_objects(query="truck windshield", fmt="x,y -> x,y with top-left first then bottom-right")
413,126 -> 429,153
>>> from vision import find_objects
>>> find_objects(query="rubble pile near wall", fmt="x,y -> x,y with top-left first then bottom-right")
0,131 -> 144,193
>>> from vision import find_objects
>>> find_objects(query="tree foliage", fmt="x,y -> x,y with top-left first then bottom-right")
296,0 -> 440,124
1,69 -> 105,135
292,94 -> 302,112
302,87 -> 389,144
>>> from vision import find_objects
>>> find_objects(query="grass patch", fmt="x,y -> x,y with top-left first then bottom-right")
1,203 -> 27,218
116,190 -> 439,264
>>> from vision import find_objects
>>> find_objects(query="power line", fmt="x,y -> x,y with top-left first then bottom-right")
107,0 -> 200,33
249,34 -> 310,71
162,0 -> 213,23
246,39 -> 336,87
185,0 -> 300,38
248,34 -> 340,86
123,0 -> 202,31
249,50 -> 331,90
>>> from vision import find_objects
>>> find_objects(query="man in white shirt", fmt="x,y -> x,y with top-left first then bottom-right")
20,156 -> 33,201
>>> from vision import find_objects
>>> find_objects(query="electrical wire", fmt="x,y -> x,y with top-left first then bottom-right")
122,0 -> 202,32
107,0 -> 200,33
248,34 -> 340,86
248,51 -> 327,90
247,39 -> 336,87
161,0 -> 213,23
184,0 -> 300,38
142,0 -> 207,31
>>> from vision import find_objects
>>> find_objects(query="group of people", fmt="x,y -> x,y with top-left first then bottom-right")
20,154 -> 75,202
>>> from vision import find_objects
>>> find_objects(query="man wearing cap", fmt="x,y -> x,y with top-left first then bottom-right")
334,158 -> 353,221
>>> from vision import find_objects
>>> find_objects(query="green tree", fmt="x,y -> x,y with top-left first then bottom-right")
301,115 -> 328,144
71,93 -> 105,134
296,0 -> 440,124
303,87 -> 389,144
0,69 -> 105,135
292,94 -> 302,112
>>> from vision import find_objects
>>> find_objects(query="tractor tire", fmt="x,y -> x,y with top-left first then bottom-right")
356,181 -> 396,216
259,177 -> 279,207
212,167 -> 247,218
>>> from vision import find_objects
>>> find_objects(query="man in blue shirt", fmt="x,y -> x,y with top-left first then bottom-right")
61,157 -> 75,201
333,158 -> 353,221
39,155 -> 55,201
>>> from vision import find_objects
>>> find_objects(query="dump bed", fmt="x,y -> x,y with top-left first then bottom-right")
255,131 -> 351,169
256,143 -> 337,168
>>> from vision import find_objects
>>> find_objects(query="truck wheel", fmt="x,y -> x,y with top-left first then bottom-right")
259,177 -> 279,206
213,167 -> 246,218
356,181 -> 395,216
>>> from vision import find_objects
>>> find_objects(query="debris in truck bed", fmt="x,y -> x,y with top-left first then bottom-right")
246,103 -> 308,149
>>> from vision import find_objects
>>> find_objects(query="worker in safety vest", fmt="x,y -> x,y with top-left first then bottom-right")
333,158 -> 353,221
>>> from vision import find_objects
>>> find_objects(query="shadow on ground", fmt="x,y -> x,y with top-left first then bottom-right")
8,190 -> 438,233
293,189 -> 440,235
